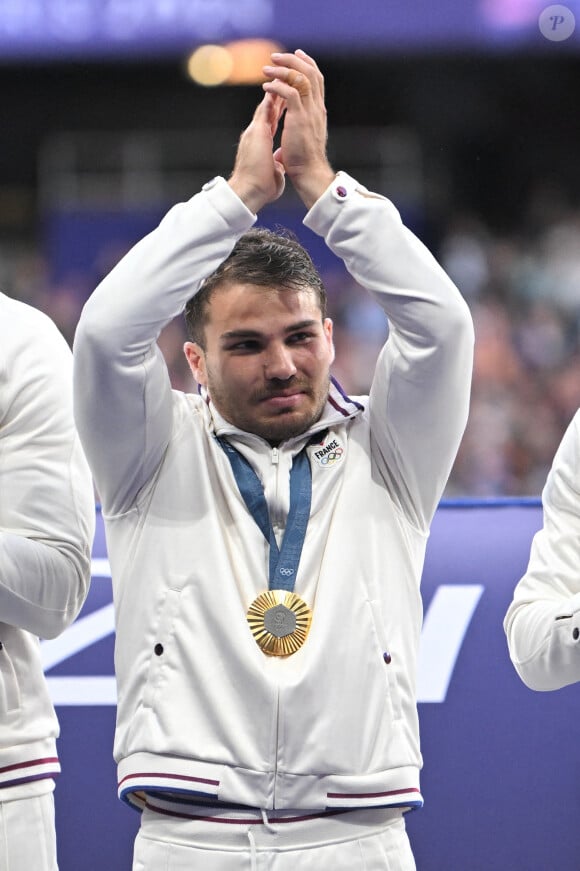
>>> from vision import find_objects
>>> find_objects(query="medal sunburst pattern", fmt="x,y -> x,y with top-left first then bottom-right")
247,590 -> 312,656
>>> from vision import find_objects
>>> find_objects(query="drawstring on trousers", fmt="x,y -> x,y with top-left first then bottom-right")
247,810 -> 279,869
247,828 -> 257,871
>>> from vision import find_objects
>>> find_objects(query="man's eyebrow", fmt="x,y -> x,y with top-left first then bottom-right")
220,329 -> 262,341
285,319 -> 320,332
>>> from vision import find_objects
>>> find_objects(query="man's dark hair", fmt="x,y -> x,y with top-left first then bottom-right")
184,228 -> 327,347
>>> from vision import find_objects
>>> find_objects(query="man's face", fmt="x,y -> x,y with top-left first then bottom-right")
184,282 -> 334,444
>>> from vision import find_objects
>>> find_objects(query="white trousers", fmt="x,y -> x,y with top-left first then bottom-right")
133,806 -> 416,871
0,792 -> 58,871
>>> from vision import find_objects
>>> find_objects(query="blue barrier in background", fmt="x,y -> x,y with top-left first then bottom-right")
45,499 -> 580,870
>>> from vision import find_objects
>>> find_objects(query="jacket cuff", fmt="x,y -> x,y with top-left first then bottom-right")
201,176 -> 257,233
303,171 -> 394,238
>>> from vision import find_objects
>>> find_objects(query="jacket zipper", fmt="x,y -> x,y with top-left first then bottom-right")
270,446 -> 282,546
272,686 -> 281,808
271,443 -> 281,807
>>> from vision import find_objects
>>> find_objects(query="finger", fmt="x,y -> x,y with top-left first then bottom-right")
262,77 -> 306,106
269,51 -> 324,100
294,49 -> 324,100
294,49 -> 317,68
250,93 -> 270,121
263,66 -> 311,100
262,91 -> 285,135
252,92 -> 284,138
270,50 -> 310,68
286,68 -> 311,97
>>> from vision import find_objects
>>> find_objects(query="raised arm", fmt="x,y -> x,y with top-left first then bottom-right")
265,51 -> 474,530
73,94 -> 287,515
0,299 -> 94,639
504,412 -> 580,691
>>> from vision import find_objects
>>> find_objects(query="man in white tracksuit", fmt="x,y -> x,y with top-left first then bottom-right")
505,410 -> 580,691
0,292 -> 95,870
73,51 -> 474,869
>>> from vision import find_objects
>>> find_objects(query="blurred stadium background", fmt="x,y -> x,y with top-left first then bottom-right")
2,0 -> 580,497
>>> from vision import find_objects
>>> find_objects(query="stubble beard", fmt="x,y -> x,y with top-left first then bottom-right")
210,375 -> 330,445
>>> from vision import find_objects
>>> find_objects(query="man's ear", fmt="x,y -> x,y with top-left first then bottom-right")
184,342 -> 207,386
324,317 -> 335,365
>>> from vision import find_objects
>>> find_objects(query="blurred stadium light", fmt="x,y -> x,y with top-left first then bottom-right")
186,40 -> 285,86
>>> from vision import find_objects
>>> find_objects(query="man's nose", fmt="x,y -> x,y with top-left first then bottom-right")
264,344 -> 297,380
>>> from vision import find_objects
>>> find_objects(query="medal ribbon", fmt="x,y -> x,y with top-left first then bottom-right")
217,438 -> 316,593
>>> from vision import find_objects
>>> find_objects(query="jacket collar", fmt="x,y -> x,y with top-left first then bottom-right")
200,377 -> 364,449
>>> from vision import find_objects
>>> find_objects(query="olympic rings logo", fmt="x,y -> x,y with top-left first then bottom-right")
318,447 -> 344,466
279,567 -> 295,576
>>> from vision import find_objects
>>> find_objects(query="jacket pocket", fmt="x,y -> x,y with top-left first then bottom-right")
141,585 -> 184,710
366,600 -> 403,721
0,640 -> 21,713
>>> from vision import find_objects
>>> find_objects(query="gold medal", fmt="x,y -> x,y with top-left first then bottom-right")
247,590 -> 312,656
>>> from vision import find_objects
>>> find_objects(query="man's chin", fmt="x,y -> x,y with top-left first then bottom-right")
256,409 -> 316,444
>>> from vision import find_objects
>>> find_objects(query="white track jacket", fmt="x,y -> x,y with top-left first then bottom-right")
505,410 -> 580,691
73,172 -> 474,812
0,292 -> 94,800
